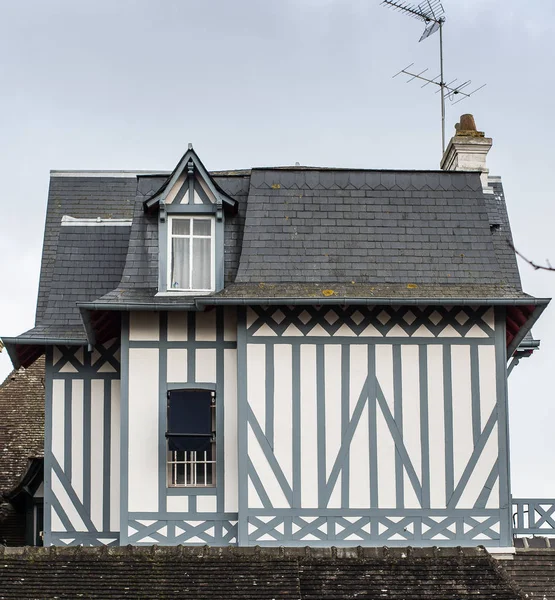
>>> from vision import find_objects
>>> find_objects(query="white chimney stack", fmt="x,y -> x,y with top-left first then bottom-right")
440,114 -> 493,193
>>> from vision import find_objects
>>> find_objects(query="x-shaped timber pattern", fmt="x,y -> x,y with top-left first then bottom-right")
247,306 -> 494,338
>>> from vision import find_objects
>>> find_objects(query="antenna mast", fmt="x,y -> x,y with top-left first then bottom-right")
382,0 -> 485,153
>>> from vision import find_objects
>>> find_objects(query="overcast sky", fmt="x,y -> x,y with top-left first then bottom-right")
0,0 -> 554,498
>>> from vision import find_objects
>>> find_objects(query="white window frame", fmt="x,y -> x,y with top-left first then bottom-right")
167,215 -> 215,293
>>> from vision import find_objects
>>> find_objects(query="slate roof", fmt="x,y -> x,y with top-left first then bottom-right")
0,545 -> 525,599
3,162 -> 545,352
35,175 -> 136,324
236,169 -> 517,286
0,358 -> 44,545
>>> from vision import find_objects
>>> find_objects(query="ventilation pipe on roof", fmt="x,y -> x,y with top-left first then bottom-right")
440,114 -> 493,193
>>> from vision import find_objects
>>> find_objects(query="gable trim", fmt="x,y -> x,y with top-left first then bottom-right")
144,148 -> 237,213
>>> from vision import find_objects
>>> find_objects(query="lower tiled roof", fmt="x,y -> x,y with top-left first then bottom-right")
0,358 -> 45,546
500,545 -> 555,599
0,546 -> 524,600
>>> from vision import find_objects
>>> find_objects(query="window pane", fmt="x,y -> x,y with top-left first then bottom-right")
171,237 -> 190,289
192,237 -> 211,289
193,219 -> 211,236
172,218 -> 190,235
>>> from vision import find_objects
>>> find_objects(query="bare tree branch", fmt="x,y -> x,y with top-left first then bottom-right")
508,242 -> 555,272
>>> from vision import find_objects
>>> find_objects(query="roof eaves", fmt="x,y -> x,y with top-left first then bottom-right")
1,336 -> 87,346
196,296 -> 551,307
50,170 -> 167,178
507,303 -> 548,358
77,300 -> 199,312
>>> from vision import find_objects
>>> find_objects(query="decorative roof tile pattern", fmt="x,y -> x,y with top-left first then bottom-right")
236,169 -> 512,285
0,546 -> 525,600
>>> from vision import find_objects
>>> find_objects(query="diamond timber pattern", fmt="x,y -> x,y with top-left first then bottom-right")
247,305 -> 494,338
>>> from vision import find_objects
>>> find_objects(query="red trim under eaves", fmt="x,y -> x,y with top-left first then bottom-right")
506,305 -> 535,351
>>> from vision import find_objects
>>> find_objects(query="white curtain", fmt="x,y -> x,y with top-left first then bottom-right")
192,237 -> 211,289
171,238 -> 189,289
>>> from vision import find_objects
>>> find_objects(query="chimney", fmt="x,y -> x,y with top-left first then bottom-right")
440,114 -> 493,192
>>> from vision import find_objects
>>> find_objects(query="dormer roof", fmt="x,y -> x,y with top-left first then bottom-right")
143,146 -> 238,214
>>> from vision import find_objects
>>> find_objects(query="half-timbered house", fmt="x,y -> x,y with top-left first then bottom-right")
2,115 -> 550,549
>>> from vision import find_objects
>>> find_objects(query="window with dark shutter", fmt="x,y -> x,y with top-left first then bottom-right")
166,389 -> 216,487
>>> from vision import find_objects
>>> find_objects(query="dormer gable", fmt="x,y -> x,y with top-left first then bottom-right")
146,146 -> 237,295
144,145 -> 237,217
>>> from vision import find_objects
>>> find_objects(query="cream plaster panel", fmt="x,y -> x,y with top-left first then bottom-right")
166,174 -> 186,204
401,345 -> 421,509
487,479 -> 499,509
324,345 -> 342,481
325,344 -> 342,510
167,349 -> 188,383
52,471 -> 87,531
129,312 -> 159,341
71,380 -> 84,502
478,345 -> 497,426
110,380 -> 121,532
224,308 -> 237,341
300,345 -> 318,508
53,347 -> 62,367
248,425 -> 289,507
197,495 -> 217,512
246,308 -> 257,329
483,307 -> 495,330
273,344 -> 293,486
195,349 -> 216,382
427,345 -> 446,508
59,361 -> 77,373
248,479 -> 263,509
247,345 -> 266,440
451,345 -> 473,486
90,380 -> 105,531
457,424 -> 499,509
166,495 -> 189,513
52,380 -> 65,470
51,505 -> 65,532
224,349 -> 238,513
198,175 -> 217,203
196,310 -> 216,341
349,345 -> 370,509
128,348 -> 159,512
167,312 -> 188,341
375,345 -> 396,508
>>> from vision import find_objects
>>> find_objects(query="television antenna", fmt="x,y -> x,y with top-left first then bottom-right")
382,0 -> 485,153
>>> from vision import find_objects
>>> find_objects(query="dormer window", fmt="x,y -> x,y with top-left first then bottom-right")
144,146 -> 238,295
168,216 -> 214,292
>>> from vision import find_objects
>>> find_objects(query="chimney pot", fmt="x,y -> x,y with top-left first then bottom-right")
459,114 -> 476,131
455,113 -> 485,138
